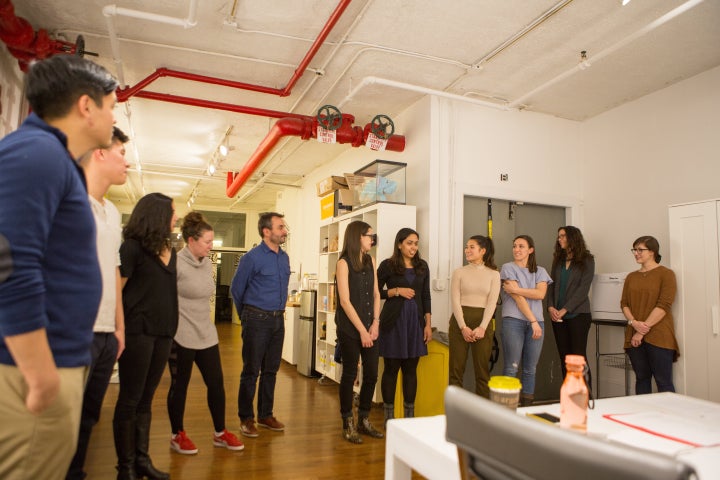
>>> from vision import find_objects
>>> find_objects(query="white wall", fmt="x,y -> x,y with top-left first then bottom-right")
582,65 -> 720,273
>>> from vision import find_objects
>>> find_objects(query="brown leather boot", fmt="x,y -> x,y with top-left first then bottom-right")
520,393 -> 534,407
358,417 -> 384,438
342,417 -> 362,444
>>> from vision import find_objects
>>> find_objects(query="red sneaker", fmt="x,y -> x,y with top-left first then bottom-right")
170,430 -> 198,455
213,429 -> 244,451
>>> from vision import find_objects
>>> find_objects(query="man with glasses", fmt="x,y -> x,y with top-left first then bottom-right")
231,212 -> 290,438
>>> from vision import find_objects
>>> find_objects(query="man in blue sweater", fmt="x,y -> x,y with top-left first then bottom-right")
0,55 -> 118,479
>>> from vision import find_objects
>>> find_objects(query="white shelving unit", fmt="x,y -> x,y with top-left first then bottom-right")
316,202 -> 416,401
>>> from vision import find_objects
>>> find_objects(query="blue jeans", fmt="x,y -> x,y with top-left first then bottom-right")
626,342 -> 675,394
238,308 -> 285,420
501,317 -> 544,395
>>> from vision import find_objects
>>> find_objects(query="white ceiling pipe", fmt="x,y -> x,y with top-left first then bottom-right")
508,0 -> 706,109
103,0 -> 199,87
338,76 -> 509,112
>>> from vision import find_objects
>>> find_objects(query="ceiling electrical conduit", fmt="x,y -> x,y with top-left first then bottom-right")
103,0 -> 199,87
508,0 -> 705,109
225,115 -> 406,198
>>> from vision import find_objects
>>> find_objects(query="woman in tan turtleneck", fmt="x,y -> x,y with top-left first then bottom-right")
448,235 -> 501,398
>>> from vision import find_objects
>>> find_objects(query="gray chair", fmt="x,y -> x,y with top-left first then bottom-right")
444,386 -> 697,480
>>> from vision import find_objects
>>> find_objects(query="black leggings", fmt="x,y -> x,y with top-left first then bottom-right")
552,312 -> 592,385
167,342 -> 226,433
381,357 -> 420,405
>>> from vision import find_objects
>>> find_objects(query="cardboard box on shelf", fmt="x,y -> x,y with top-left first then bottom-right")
333,188 -> 355,217
316,175 -> 349,197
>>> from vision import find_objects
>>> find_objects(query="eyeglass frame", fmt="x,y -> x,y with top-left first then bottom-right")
362,233 -> 378,247
630,248 -> 650,254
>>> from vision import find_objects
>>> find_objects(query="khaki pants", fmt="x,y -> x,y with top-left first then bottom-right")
448,306 -> 495,398
0,364 -> 85,480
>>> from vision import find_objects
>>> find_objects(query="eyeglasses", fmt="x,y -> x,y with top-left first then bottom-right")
630,248 -> 650,254
362,233 -> 378,247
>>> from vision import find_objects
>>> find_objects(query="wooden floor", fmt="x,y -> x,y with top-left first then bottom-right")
84,322 -> 417,480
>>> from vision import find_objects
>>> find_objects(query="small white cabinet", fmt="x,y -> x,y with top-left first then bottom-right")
669,199 -> 720,402
316,203 -> 416,400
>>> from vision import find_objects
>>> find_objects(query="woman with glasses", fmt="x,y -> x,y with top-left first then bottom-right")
448,235 -> 501,399
335,221 -> 383,444
621,236 -> 679,394
547,226 -> 595,382
377,228 -> 432,423
500,235 -> 552,407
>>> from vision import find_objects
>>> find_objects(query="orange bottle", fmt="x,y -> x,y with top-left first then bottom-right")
559,354 -> 588,431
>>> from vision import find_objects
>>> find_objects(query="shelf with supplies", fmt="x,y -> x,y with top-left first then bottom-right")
315,202 -> 416,401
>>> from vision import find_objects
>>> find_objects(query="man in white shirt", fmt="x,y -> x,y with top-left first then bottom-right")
67,126 -> 129,480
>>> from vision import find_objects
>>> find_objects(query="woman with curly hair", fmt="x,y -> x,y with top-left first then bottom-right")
547,226 -> 595,380
113,193 -> 177,480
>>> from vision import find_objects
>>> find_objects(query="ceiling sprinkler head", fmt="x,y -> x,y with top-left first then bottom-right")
579,50 -> 591,70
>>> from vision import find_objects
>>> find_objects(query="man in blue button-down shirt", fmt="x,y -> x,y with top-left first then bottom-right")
231,212 -> 290,438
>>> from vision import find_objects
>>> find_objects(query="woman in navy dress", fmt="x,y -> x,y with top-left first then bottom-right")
377,228 -> 432,424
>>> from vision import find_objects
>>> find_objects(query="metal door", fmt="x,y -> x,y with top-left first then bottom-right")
462,196 -> 566,402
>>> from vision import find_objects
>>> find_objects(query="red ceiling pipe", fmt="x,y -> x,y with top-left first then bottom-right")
132,90 -> 312,121
0,0 -> 54,70
117,0 -> 352,102
280,0 -> 351,97
226,114 -> 407,198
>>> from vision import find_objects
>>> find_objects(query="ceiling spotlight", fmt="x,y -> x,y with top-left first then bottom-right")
219,143 -> 229,157
207,163 -> 216,176
622,0 -> 632,5
186,200 -> 192,208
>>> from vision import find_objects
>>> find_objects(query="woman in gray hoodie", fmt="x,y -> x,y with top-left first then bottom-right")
167,212 -> 244,455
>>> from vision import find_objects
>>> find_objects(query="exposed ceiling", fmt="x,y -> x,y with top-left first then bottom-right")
11,0 -> 720,213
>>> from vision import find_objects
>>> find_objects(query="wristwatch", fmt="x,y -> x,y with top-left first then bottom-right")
395,288 -> 400,297
627,319 -> 633,326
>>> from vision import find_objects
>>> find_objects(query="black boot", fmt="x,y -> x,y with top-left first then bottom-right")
135,412 -> 169,480
383,403 -> 395,426
403,402 -> 415,418
358,416 -> 384,438
113,417 -> 139,480
342,416 -> 362,444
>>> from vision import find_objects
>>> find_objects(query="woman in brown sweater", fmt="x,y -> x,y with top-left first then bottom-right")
621,235 -> 679,394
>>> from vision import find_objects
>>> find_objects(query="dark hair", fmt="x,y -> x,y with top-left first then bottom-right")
633,235 -> 662,263
514,235 -> 538,273
469,235 -> 497,270
388,227 -> 427,275
258,211 -> 284,238
181,211 -> 213,242
552,226 -> 594,273
340,220 -> 373,272
25,55 -> 118,120
123,193 -> 174,255
112,126 -> 129,144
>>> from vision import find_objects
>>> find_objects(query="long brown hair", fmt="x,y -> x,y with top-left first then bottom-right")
388,227 -> 427,275
340,220 -> 373,272
551,225 -> 593,273
514,235 -> 537,273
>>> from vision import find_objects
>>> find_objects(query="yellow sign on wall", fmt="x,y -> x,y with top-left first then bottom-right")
320,192 -> 335,219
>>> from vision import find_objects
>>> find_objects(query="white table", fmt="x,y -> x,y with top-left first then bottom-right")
385,393 -> 720,480
384,415 -> 461,480
520,392 -> 720,479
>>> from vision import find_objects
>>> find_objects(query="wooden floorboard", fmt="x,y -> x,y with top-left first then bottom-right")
84,322 -> 425,479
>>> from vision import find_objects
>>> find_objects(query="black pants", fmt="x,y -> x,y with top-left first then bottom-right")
67,332 -> 118,480
381,357 -> 419,405
167,342 -> 226,433
337,329 -> 379,419
551,312 -> 592,384
114,332 -> 172,423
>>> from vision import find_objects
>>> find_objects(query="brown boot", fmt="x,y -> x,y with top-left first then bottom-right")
520,393 -> 534,407
342,417 -> 362,444
358,417 -> 384,439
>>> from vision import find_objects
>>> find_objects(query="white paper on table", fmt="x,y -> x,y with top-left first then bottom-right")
606,428 -> 696,456
604,411 -> 720,447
